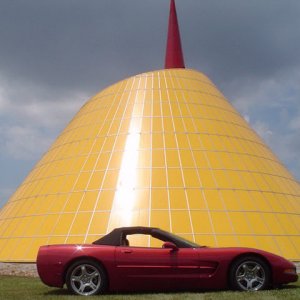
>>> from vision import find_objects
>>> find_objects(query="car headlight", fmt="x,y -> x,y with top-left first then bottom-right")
283,268 -> 297,275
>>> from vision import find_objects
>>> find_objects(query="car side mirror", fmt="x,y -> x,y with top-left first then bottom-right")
162,242 -> 178,251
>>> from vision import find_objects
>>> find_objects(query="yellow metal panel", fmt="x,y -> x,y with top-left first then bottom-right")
169,189 -> 187,209
74,172 -> 90,191
228,212 -> 252,234
165,134 -> 177,148
277,214 -> 298,234
238,236 -> 258,249
79,192 -> 98,212
168,169 -> 183,187
10,217 -> 31,237
95,190 -> 114,211
166,150 -> 180,167
180,150 -> 195,168
211,212 -> 233,234
137,150 -> 152,168
133,189 -> 150,210
227,170 -> 244,189
237,191 -> 257,211
165,118 -> 177,132
66,236 -> 85,244
70,213 -> 91,235
214,170 -> 231,189
136,170 -> 151,189
1,69 -> 300,261
88,212 -> 110,235
52,214 -> 74,235
139,134 -> 151,149
47,236 -> 66,245
82,154 -> 98,171
151,210 -> 170,231
171,211 -> 192,233
12,238 -> 32,260
193,151 -> 209,168
183,169 -> 200,187
64,192 -> 83,212
176,134 -> 189,148
251,191 -> 271,212
186,189 -> 207,210
243,172 -> 259,190
198,169 -> 216,188
275,236 -> 299,259
1,219 -> 16,238
88,171 -> 105,190
200,135 -> 214,151
0,239 -> 22,261
102,170 -> 118,189
39,215 -> 60,235
47,195 -> 67,213
247,213 -> 269,235
28,237 -> 49,260
262,213 -> 286,235
151,169 -> 167,187
60,175 -> 78,193
190,211 -> 213,233
152,150 -> 165,168
188,135 -> 203,150
195,235 -> 216,247
151,189 -> 169,209
204,190 -> 224,210
217,236 -> 240,247
95,152 -> 110,170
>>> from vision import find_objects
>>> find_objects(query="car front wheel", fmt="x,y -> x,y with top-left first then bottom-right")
230,256 -> 270,291
66,259 -> 107,296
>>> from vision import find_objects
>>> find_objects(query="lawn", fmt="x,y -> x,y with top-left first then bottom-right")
0,275 -> 299,300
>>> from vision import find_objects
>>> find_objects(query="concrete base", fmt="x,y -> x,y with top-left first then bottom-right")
0,262 -> 38,277
0,261 -> 299,278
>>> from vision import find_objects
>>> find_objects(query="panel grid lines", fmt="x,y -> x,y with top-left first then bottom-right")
167,71 -> 195,239
105,76 -> 142,231
1,69 -> 300,261
158,72 -> 172,232
174,72 -> 218,245
45,79 -> 127,246
83,77 -> 136,241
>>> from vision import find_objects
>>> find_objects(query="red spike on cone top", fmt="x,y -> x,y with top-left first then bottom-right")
165,0 -> 185,69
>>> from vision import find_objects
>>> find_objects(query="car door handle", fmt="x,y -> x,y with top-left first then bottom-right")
121,249 -> 133,254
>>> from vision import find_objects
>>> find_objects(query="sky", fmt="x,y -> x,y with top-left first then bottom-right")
0,0 -> 300,208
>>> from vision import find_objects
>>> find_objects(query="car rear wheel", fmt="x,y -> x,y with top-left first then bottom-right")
66,259 -> 107,296
230,256 -> 270,291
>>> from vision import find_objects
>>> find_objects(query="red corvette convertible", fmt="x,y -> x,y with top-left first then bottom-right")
37,226 -> 298,296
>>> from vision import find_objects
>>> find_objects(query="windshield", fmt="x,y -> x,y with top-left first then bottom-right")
153,228 -> 203,248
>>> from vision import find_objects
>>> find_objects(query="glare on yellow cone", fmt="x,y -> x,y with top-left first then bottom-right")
0,69 -> 300,262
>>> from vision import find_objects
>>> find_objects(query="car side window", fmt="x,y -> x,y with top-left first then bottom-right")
125,234 -> 164,248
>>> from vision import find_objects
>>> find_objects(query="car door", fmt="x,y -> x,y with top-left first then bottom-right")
169,247 -> 218,290
115,246 -> 177,291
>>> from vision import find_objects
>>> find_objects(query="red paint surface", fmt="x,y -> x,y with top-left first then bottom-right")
37,244 -> 298,292
165,0 -> 185,69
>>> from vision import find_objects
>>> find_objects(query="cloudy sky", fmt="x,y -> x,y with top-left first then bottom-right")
0,0 -> 300,208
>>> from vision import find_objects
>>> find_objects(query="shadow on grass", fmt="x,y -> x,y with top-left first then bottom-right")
43,289 -> 70,296
275,284 -> 300,290
42,284 -> 300,297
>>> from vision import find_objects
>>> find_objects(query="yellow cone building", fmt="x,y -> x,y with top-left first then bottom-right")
0,1 -> 300,262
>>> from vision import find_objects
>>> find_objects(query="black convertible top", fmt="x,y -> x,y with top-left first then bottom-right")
92,226 -> 200,248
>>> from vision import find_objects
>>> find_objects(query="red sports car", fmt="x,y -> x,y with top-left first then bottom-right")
36,226 -> 298,296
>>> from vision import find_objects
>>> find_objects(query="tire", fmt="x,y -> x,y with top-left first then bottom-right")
66,259 -> 107,296
229,256 -> 270,291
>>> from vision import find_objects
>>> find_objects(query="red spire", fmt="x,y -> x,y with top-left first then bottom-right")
165,0 -> 185,69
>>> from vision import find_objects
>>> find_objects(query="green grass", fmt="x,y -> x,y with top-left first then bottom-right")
0,276 -> 299,300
